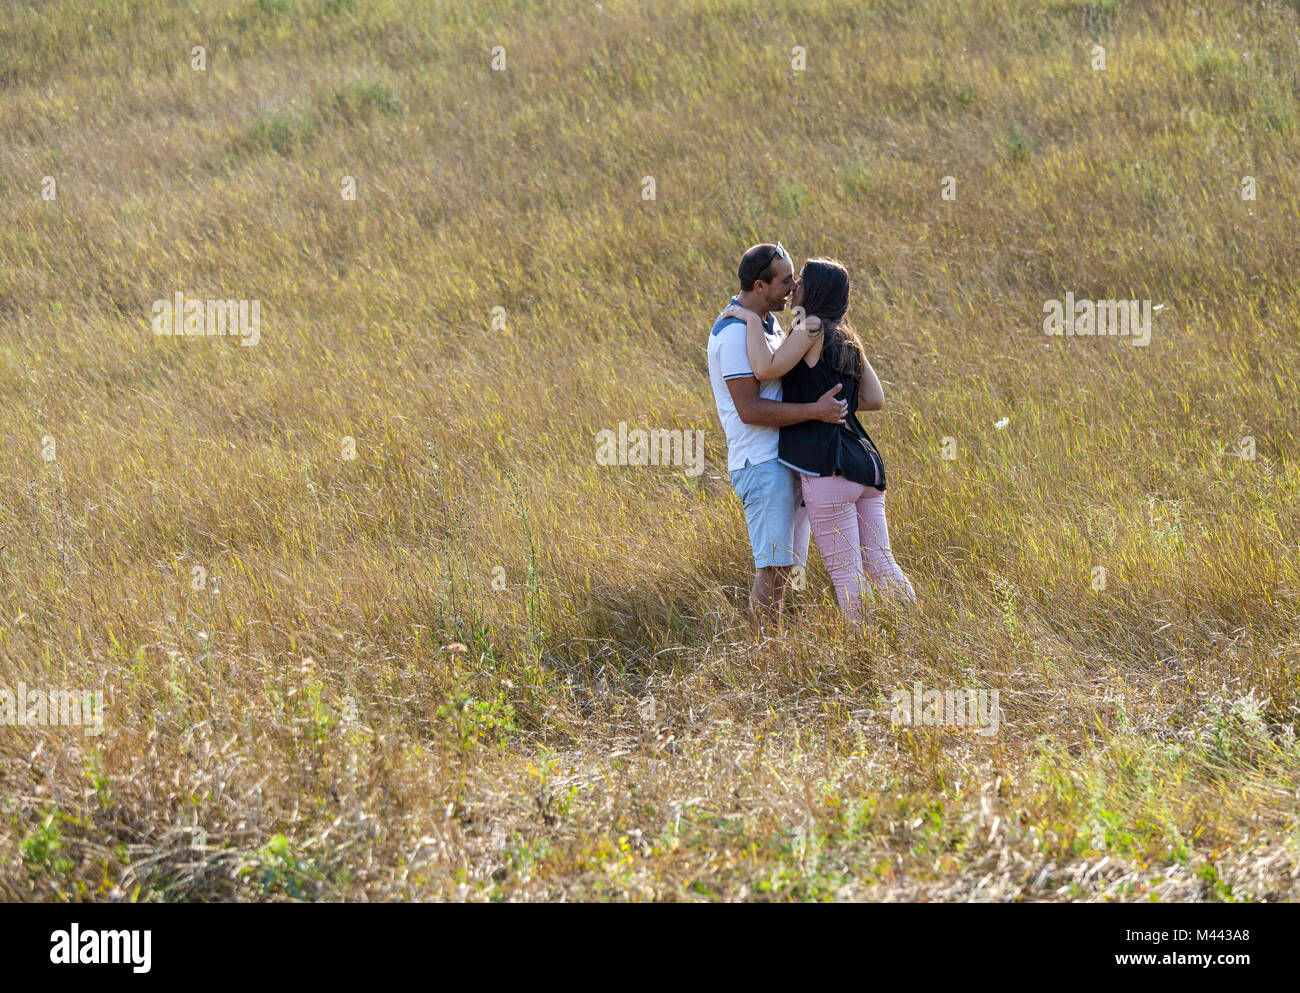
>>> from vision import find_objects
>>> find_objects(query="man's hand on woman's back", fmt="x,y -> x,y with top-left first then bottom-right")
813,383 -> 848,425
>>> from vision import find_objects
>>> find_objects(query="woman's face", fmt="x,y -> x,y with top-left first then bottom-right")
791,267 -> 806,310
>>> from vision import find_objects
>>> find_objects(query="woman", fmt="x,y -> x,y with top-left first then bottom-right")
722,258 -> 916,622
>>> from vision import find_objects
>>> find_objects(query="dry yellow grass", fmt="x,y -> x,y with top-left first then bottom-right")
1,0 -> 1299,901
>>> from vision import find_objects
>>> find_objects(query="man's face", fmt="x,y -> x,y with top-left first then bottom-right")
757,257 -> 795,312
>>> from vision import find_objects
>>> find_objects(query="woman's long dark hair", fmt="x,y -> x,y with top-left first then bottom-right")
799,257 -> 865,381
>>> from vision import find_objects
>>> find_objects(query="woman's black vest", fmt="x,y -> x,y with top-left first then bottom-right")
778,338 -> 886,490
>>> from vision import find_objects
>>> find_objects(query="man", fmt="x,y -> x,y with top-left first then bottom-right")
706,242 -> 848,633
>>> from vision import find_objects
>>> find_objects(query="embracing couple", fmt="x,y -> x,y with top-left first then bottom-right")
706,242 -> 916,633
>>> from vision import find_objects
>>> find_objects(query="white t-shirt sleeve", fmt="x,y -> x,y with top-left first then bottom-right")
716,322 -> 754,380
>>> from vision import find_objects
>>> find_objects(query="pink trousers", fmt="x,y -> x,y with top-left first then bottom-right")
799,473 -> 916,622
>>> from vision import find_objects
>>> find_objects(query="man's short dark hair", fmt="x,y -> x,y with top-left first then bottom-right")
738,243 -> 780,291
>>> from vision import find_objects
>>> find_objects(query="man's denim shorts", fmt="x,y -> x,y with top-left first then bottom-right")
729,457 -> 810,569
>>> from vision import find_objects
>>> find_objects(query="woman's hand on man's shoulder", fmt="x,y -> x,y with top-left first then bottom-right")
722,304 -> 757,322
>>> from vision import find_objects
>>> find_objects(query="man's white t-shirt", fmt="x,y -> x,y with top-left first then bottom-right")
707,298 -> 784,472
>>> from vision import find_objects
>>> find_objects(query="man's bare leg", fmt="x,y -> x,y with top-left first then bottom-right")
748,565 -> 791,636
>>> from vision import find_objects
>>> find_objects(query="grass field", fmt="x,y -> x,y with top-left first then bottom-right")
2,0 -> 1300,901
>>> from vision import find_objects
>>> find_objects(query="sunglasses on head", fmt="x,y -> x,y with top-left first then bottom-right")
753,241 -> 789,277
